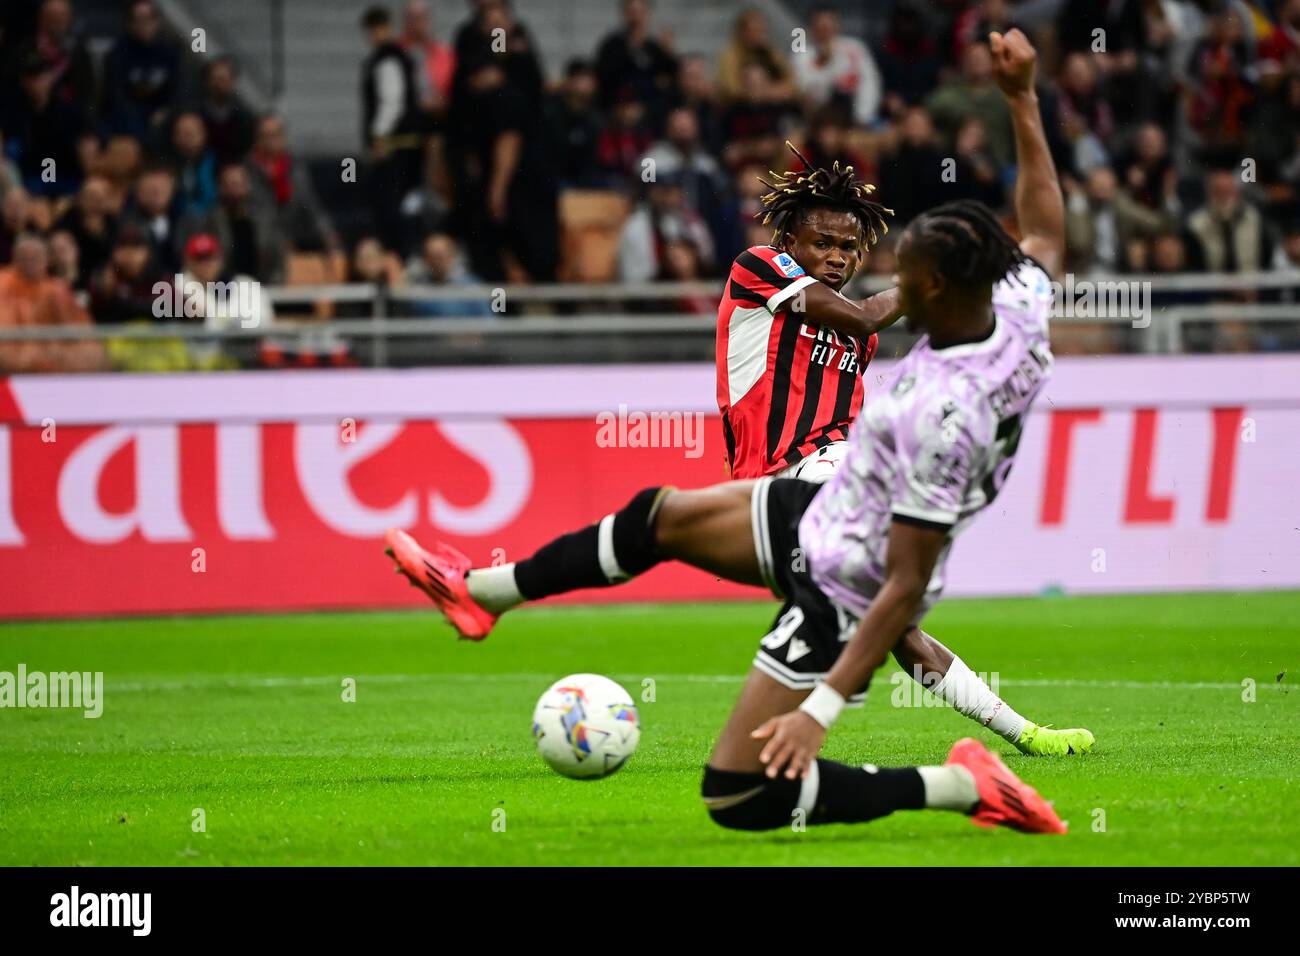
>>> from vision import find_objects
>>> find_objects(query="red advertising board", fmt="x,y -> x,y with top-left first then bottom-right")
2,357 -> 1298,618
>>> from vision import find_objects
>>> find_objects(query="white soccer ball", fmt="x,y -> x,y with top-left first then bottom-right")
531,673 -> 641,779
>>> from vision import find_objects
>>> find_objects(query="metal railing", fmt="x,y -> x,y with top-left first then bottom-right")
2,272 -> 1297,368
256,270 -> 1300,307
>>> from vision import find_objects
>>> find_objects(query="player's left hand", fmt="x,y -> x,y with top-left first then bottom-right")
751,710 -> 826,780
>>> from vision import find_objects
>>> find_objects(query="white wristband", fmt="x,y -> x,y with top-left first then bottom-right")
799,682 -> 846,729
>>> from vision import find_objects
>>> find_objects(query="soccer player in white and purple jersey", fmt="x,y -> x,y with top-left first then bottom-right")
385,30 -> 1082,835
800,251 -> 1054,625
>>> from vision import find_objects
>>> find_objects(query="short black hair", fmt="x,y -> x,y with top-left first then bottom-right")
903,200 -> 1028,293
757,141 -> 892,248
361,6 -> 390,29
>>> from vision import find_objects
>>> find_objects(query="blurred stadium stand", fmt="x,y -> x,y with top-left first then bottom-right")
1,0 -> 1298,372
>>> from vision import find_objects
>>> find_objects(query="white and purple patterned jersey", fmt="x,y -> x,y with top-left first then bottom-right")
799,260 -> 1056,618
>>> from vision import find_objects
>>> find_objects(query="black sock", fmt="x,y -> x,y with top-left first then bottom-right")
808,760 -> 925,824
701,760 -> 926,831
513,487 -> 672,600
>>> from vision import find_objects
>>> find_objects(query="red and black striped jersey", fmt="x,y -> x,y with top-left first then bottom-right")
715,245 -> 878,479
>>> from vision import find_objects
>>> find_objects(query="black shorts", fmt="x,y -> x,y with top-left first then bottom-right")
749,477 -> 867,701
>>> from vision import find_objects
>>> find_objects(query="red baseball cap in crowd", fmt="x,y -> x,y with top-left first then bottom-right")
185,233 -> 220,260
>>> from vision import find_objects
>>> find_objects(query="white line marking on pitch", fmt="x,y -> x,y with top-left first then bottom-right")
105,674 -> 1289,694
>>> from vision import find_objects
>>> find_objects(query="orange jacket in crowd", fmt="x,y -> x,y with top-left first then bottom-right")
0,268 -> 107,373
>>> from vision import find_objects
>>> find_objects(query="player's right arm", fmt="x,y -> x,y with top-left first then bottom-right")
991,29 -> 1065,279
730,246 -> 901,340
801,282 -> 903,340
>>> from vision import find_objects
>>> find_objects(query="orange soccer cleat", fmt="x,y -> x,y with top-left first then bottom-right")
945,737 -> 1067,834
383,529 -> 498,640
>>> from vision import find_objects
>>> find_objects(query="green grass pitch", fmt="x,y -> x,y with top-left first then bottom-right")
1,591 -> 1297,866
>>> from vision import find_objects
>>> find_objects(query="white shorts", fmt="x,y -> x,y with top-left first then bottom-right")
775,441 -> 847,484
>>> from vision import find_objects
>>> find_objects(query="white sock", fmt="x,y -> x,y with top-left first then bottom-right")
931,656 -> 1027,743
465,564 -> 524,614
917,765 -> 979,812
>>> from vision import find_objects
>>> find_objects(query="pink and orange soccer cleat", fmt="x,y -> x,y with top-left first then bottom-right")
384,529 -> 498,640
945,737 -> 1067,834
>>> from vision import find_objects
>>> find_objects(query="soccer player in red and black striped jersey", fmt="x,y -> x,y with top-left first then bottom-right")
717,148 -> 903,481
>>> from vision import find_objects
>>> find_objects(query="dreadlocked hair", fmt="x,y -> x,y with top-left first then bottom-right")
758,141 -> 893,248
904,200 -> 1028,292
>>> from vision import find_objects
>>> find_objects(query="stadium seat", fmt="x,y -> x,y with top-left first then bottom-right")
559,190 -> 630,283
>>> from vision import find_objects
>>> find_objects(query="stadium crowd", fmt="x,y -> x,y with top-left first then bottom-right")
1,0 -> 1300,371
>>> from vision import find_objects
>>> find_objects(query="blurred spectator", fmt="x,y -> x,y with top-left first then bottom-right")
1124,0 -> 1181,128
1057,52 -> 1114,174
332,236 -> 393,320
618,175 -> 715,283
97,134 -> 144,209
1114,123 -> 1178,214
642,106 -> 728,246
717,7 -> 795,103
1065,167 -> 1167,274
1253,65 -> 1300,220
121,163 -> 181,274
2,51 -> 91,197
925,42 -> 1014,169
55,175 -> 118,278
950,0 -> 1015,64
451,56 -> 558,283
788,106 -> 872,181
1057,0 -> 1144,124
1270,219 -> 1300,303
0,132 -> 23,202
248,113 -> 340,253
170,111 -> 218,218
1276,97 -> 1300,221
730,163 -> 771,248
17,0 -> 94,110
0,188 -> 37,262
360,6 -> 424,257
0,232 -> 103,372
720,63 -> 798,172
1057,0 -> 1144,56
545,60 -> 603,188
595,91 -> 654,184
879,106 -> 948,225
1186,168 -> 1274,273
88,223 -> 165,324
179,232 -> 273,369
47,227 -> 83,292
198,57 -> 256,166
876,0 -> 942,118
102,0 -> 181,140
1259,0 -> 1300,77
180,163 -> 286,283
673,55 -> 725,156
662,239 -> 712,314
1187,8 -> 1256,162
403,232 -> 492,317
350,236 -> 390,284
595,0 -> 678,126
452,0 -> 544,108
949,117 -> 1005,210
792,5 -> 882,127
401,0 -> 456,116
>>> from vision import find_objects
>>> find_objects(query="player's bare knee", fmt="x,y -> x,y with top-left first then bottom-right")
651,487 -> 699,556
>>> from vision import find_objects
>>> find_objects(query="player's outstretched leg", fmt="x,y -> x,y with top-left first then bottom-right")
700,669 -> 1066,835
893,628 -> 1095,757
384,481 -> 763,640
